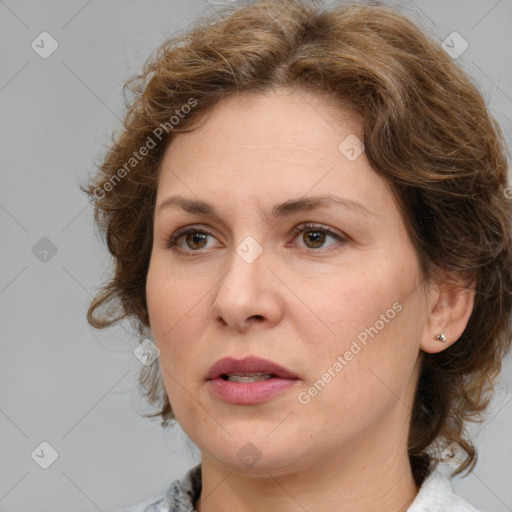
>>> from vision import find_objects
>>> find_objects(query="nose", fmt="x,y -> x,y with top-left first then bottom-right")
208,242 -> 284,333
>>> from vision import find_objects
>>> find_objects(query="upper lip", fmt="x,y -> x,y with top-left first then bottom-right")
206,356 -> 299,380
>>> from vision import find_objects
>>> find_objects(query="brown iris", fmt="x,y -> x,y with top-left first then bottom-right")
302,230 -> 326,249
185,232 -> 208,250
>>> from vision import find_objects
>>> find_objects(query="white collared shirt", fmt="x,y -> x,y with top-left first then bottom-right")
407,469 -> 481,512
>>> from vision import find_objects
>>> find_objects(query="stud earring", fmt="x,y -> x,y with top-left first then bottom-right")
435,333 -> 447,342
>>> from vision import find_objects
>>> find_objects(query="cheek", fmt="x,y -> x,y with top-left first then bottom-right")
146,264 -> 204,418
335,280 -> 425,406
299,301 -> 422,433
146,265 -> 174,339
146,258 -> 210,370
307,265 -> 401,338
146,257 -> 197,335
307,257 -> 424,380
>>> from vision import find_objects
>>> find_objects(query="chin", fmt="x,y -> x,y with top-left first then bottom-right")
200,432 -> 312,475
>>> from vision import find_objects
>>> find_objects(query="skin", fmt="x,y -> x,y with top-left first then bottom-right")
145,87 -> 475,512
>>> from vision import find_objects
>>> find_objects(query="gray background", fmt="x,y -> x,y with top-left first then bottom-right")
1,0 -> 511,510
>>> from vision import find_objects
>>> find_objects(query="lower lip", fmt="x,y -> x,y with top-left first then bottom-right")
208,377 -> 299,404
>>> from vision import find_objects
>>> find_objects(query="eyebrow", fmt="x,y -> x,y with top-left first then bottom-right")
156,194 -> 374,221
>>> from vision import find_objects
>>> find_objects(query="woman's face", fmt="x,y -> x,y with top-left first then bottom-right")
146,88 -> 430,475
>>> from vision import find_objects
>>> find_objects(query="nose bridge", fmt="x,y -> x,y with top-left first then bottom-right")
220,234 -> 267,298
209,233 -> 281,329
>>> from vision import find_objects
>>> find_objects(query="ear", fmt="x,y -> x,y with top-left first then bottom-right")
420,278 -> 475,354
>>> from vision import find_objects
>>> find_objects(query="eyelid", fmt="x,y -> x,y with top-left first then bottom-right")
290,222 -> 347,241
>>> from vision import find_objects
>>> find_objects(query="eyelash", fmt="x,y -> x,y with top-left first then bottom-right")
165,223 -> 348,253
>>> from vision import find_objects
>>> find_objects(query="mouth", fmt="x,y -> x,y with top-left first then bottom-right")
206,355 -> 299,381
219,372 -> 278,383
206,356 -> 300,405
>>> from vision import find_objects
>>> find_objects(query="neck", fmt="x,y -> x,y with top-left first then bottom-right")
195,410 -> 418,512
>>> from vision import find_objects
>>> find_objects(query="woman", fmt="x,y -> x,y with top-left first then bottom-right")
84,1 -> 512,510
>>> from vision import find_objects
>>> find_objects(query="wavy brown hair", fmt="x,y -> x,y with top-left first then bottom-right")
83,0 -> 512,486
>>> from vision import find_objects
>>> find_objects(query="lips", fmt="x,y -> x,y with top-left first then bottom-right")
206,355 -> 300,405
206,355 -> 299,381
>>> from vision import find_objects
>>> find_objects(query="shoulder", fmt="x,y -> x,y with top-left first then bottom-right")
408,469 -> 482,512
112,464 -> 202,512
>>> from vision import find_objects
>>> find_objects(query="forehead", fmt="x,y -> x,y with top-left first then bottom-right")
155,89 -> 394,219
165,88 -> 360,154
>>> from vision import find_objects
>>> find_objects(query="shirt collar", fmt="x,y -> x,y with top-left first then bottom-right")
158,463 -> 202,512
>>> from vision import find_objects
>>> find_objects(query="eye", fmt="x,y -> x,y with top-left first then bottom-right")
166,226 -> 219,252
165,223 -> 348,253
289,223 -> 347,251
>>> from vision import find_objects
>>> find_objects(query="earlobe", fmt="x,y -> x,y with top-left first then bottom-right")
420,280 -> 475,354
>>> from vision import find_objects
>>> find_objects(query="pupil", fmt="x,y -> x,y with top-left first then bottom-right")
187,232 -> 207,249
306,230 -> 324,248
